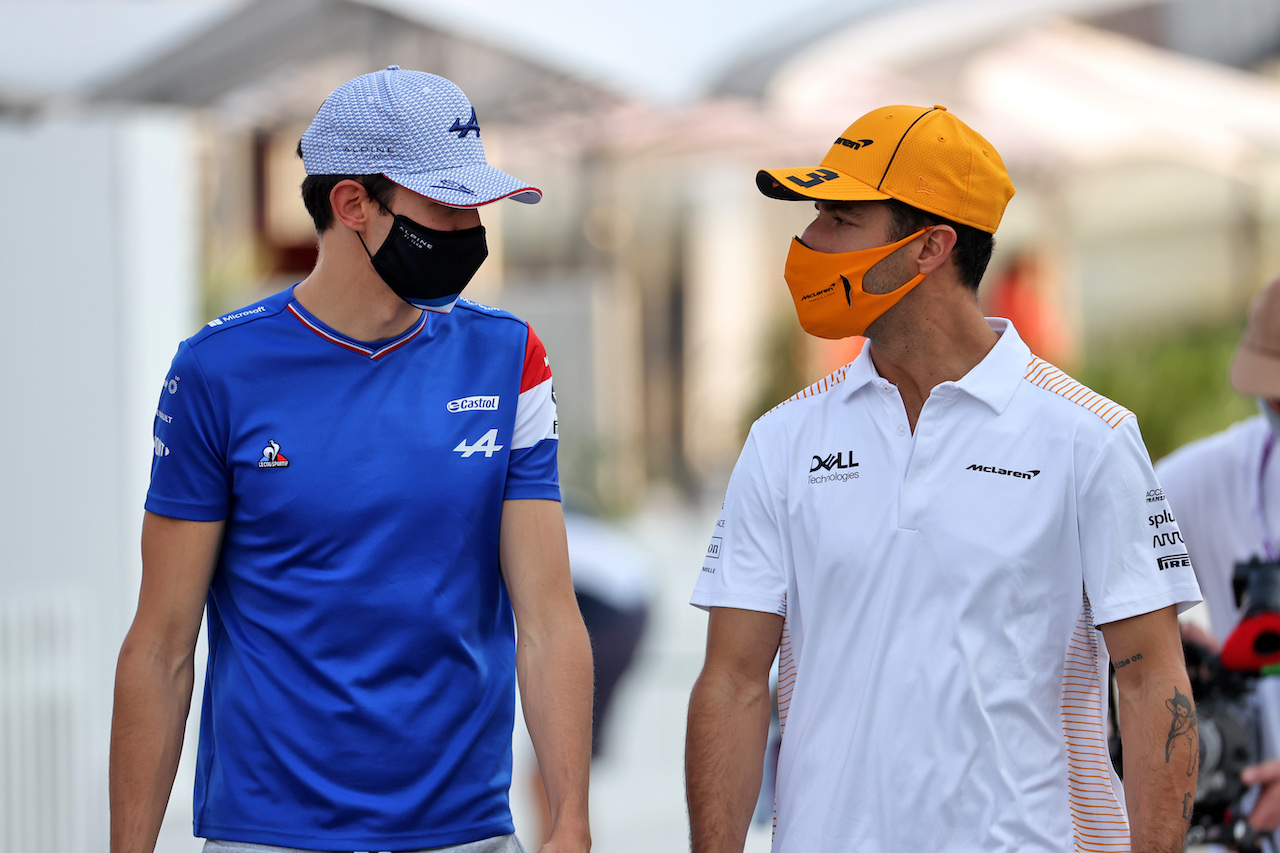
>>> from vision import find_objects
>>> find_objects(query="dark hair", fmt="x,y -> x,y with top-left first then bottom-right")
295,140 -> 397,233
883,198 -> 995,291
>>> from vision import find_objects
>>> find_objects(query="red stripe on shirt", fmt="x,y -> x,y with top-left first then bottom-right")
520,325 -> 553,393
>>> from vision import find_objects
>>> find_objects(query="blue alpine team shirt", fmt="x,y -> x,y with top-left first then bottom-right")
146,286 -> 560,849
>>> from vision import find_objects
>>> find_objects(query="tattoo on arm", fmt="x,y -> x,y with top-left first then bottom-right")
1165,686 -> 1199,778
1182,791 -> 1193,820
1114,653 -> 1143,669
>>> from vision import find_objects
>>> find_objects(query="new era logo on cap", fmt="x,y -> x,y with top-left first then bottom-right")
300,66 -> 541,208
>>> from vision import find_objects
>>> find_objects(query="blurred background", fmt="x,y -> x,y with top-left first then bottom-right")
5,0 -> 1280,849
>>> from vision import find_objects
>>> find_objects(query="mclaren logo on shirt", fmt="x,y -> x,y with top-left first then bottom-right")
966,463 -> 1040,480
258,440 -> 290,468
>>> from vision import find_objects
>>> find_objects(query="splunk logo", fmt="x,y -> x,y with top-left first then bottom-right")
966,463 -> 1040,480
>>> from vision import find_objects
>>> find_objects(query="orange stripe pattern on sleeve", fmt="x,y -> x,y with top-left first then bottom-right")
763,365 -> 850,418
1062,592 -> 1130,852
1026,357 -> 1133,429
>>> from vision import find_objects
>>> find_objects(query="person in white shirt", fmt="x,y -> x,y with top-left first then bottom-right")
685,104 -> 1203,853
1157,276 -> 1280,833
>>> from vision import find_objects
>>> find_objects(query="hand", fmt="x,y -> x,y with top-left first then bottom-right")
1243,760 -> 1280,831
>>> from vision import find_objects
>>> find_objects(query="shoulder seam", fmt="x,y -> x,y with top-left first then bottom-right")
1024,356 -> 1132,429
454,299 -> 526,326
762,363 -> 851,418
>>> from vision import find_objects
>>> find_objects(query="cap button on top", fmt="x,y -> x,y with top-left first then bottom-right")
386,64 -> 401,71
933,104 -> 947,111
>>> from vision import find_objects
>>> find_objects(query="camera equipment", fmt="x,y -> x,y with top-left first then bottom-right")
1181,557 -> 1280,851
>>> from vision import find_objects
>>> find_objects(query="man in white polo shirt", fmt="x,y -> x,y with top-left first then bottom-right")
1157,276 -> 1280,833
685,104 -> 1203,853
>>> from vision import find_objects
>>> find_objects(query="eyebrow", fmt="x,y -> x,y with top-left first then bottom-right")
817,201 -> 867,217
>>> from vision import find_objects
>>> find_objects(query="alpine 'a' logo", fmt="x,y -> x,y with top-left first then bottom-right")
967,463 -> 1038,480
259,440 -> 290,468
449,107 -> 481,138
811,451 -> 858,472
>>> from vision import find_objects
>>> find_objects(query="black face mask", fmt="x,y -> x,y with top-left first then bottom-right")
359,215 -> 488,312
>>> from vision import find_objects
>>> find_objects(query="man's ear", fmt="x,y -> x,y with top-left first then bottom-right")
329,180 -> 378,233
916,225 -> 957,276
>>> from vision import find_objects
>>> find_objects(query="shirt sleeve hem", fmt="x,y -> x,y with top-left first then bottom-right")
689,590 -> 786,614
501,485 -> 561,502
143,495 -> 229,522
1092,585 -> 1204,627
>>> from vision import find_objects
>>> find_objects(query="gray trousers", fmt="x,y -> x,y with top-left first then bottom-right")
203,834 -> 526,853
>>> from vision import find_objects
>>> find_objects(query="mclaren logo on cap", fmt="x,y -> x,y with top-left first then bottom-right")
449,107 -> 481,138
835,137 -> 874,150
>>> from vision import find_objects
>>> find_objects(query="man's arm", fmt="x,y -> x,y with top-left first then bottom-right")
110,512 -> 222,853
499,499 -> 592,853
686,606 -> 783,853
1100,605 -> 1198,853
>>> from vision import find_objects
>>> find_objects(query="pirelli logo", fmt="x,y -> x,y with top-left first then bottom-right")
1158,553 -> 1191,571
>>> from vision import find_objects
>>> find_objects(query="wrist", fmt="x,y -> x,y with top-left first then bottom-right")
545,816 -> 591,850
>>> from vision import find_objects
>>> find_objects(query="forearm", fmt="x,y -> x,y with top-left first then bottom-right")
109,634 -> 195,853
518,615 -> 593,849
686,669 -> 771,853
1115,666 -> 1198,853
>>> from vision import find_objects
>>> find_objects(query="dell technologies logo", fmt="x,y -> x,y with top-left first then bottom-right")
808,450 -> 859,484
811,451 -> 858,473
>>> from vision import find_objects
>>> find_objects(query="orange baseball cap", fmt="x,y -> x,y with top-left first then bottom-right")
757,104 -> 1015,234
1231,277 -> 1280,398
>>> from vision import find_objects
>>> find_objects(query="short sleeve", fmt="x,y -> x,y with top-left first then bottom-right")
145,341 -> 232,521
691,426 -> 788,615
1078,417 -> 1202,626
504,324 -> 560,501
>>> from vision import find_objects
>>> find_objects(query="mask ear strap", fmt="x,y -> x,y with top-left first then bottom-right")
356,230 -> 375,260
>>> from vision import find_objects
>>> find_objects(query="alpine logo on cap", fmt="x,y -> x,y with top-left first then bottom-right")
835,137 -> 874,150
449,107 -> 481,139
258,439 -> 290,469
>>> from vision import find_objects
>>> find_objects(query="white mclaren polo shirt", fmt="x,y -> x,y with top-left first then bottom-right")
692,319 -> 1201,853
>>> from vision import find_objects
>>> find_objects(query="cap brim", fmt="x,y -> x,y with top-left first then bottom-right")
757,167 -> 891,202
387,164 -> 541,208
1231,343 -> 1280,397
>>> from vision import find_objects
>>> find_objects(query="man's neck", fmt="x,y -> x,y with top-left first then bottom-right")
866,283 -> 998,432
292,233 -> 422,342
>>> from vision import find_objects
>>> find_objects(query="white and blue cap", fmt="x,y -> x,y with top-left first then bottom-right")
300,66 -> 541,208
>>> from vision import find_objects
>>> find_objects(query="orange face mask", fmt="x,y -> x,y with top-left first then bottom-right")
783,228 -> 930,339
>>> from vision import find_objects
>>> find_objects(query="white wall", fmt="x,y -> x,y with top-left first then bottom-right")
0,107 -> 200,852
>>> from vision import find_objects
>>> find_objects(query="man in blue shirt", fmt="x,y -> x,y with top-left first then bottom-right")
109,67 -> 592,853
